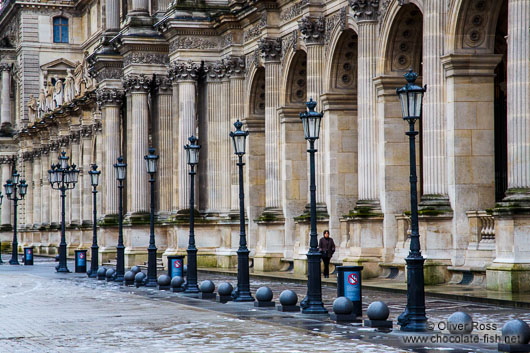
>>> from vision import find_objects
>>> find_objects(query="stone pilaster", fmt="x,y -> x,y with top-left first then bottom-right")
421,0 -> 450,209
32,151 -> 41,228
204,62 -> 231,214
225,56 -> 246,211
40,148 -> 50,227
0,64 -> 12,128
97,89 -> 123,217
106,0 -> 120,31
131,0 -> 148,13
0,158 -> 12,227
169,61 -> 200,210
259,38 -> 283,211
123,74 -> 151,216
350,0 -> 380,207
153,76 -> 173,216
81,127 -> 93,225
23,154 -> 33,227
70,132 -> 81,226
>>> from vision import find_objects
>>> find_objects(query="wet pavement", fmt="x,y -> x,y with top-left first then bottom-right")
0,256 -> 527,353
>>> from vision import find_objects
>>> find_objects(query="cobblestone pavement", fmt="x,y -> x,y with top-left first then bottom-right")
0,256 -> 527,353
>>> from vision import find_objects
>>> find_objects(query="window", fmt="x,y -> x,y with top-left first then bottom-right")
53,17 -> 69,43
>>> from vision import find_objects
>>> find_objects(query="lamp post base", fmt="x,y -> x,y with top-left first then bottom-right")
233,248 -> 254,302
302,251 -> 328,315
398,256 -> 427,332
9,258 -> 19,265
233,291 -> 255,302
55,264 -> 70,273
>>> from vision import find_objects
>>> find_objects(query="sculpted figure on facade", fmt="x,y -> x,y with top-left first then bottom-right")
64,69 -> 75,103
53,75 -> 64,108
28,94 -> 38,121
38,88 -> 46,118
45,79 -> 54,111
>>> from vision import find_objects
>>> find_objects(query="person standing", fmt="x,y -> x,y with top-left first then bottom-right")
318,230 -> 335,278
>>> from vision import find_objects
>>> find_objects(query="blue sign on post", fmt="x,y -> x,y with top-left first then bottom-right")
24,247 -> 34,266
167,255 -> 185,278
343,271 -> 361,301
337,265 -> 363,317
74,250 -> 87,273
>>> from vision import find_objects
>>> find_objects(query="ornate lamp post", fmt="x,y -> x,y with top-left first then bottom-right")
183,136 -> 200,294
114,156 -> 127,282
230,121 -> 254,302
299,98 -> 327,314
396,70 -> 428,332
4,170 -> 28,265
144,147 -> 159,287
88,164 -> 101,278
48,151 -> 80,273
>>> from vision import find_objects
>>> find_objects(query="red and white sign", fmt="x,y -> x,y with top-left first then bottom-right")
347,273 -> 358,286
173,260 -> 181,268
79,253 -> 85,259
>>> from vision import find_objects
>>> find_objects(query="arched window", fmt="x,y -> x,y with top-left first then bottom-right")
53,17 -> 69,43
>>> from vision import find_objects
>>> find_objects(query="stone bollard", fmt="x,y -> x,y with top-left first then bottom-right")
157,275 -> 171,290
131,266 -> 141,274
124,270 -> 136,286
364,301 -> 392,328
97,266 -> 107,280
331,297 -> 360,323
134,272 -> 146,288
199,280 -> 217,300
171,276 -> 185,293
217,283 -> 234,303
447,312 -> 473,334
499,319 -> 530,353
277,290 -> 300,312
106,268 -> 116,282
254,286 -> 275,308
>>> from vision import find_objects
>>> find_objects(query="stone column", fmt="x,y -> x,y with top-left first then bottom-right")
0,64 -> 12,128
153,76 -> 173,217
131,0 -> 148,13
81,127 -> 93,225
205,62 -> 231,214
105,0 -> 120,31
123,74 -> 151,215
97,89 -> 123,217
300,16 -> 327,206
350,2 -> 379,206
23,155 -> 33,227
506,0 -> 530,195
49,146 -> 59,228
40,149 -> 50,227
259,38 -> 283,211
226,57 -> 246,211
32,151 -> 41,228
421,0 -> 449,207
170,61 -> 200,210
70,132 -> 81,226
1,159 -> 12,227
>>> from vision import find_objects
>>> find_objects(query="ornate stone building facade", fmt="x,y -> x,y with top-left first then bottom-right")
0,0 -> 528,292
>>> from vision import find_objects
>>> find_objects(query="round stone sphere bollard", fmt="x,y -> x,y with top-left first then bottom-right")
200,280 -> 215,293
447,311 -> 473,334
171,276 -> 184,288
218,282 -> 234,297
134,272 -> 146,287
256,287 -> 273,302
367,301 -> 390,321
158,275 -> 171,286
279,290 -> 298,306
105,268 -> 116,281
124,270 -> 135,285
97,266 -> 107,280
333,297 -> 354,315
502,319 -> 530,344
131,266 -> 141,274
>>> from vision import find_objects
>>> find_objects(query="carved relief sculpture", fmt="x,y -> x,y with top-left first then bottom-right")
349,0 -> 380,21
38,88 -> 46,118
53,75 -> 64,108
28,94 -> 38,121
299,16 -> 326,44
258,38 -> 283,62
64,69 -> 75,103
46,79 -> 54,111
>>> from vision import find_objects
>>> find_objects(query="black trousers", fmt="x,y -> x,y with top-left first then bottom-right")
322,256 -> 331,277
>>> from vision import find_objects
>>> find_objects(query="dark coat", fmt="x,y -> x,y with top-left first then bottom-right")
318,236 -> 336,258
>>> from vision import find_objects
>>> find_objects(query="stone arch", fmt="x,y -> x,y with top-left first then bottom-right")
248,66 -> 266,119
283,50 -> 307,105
326,29 -> 358,94
449,0 -> 505,54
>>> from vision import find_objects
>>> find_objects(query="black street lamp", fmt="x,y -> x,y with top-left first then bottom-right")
299,98 -> 327,315
48,151 -> 80,273
88,164 -> 100,278
0,191 -> 3,264
396,69 -> 428,332
183,136 -> 200,295
114,156 -> 127,282
4,170 -> 28,265
144,147 -> 159,287
230,120 -> 254,302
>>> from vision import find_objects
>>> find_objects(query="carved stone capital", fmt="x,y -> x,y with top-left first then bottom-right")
59,136 -> 70,148
22,152 -> 34,162
168,60 -> 202,82
96,88 -> 124,107
70,131 -> 81,144
349,0 -> 380,22
122,74 -> 153,93
204,61 -> 227,82
81,125 -> 93,138
299,16 -> 326,45
259,38 -> 283,63
0,63 -> 12,72
224,56 -> 246,78
153,75 -> 173,92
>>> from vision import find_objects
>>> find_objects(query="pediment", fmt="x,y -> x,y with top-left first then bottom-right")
41,58 -> 76,71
